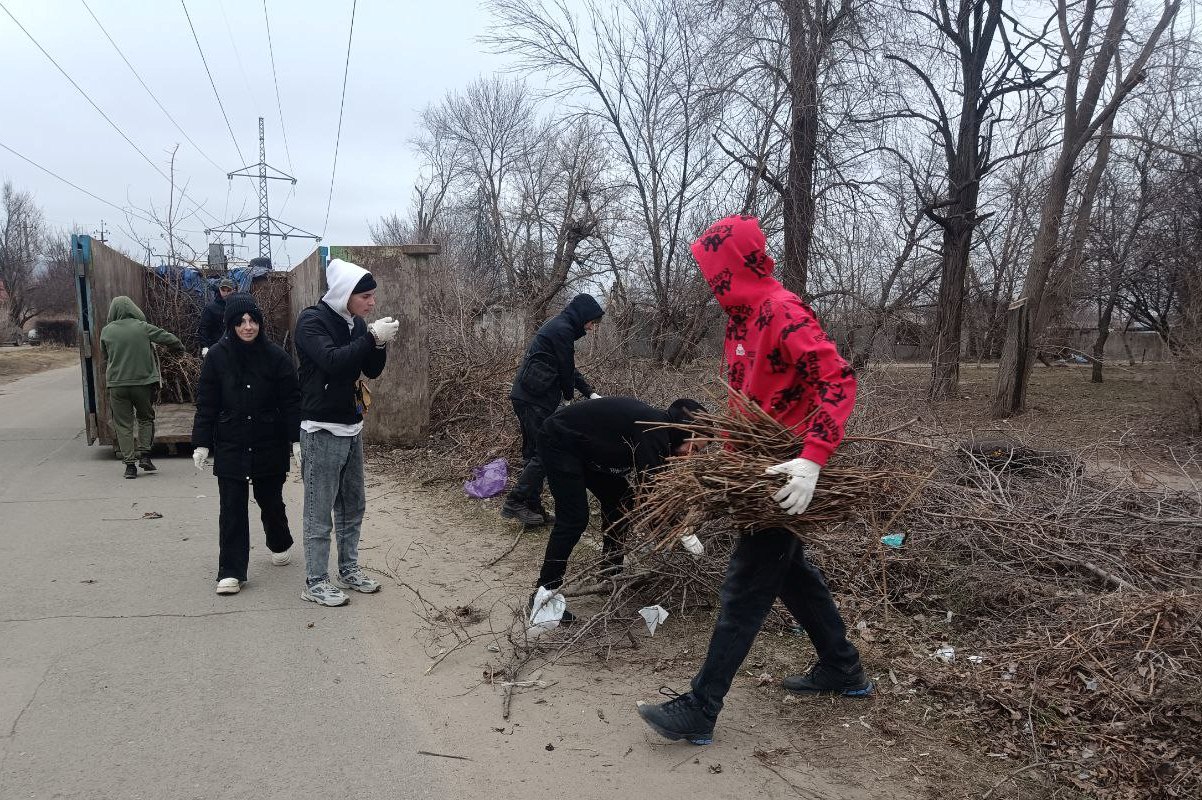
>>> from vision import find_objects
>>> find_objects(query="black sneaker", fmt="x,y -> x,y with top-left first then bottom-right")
123,463 -> 137,479
636,688 -> 715,745
138,456 -> 157,472
782,663 -> 874,697
501,504 -> 545,526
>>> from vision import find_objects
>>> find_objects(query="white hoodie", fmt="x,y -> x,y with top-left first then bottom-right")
300,257 -> 373,437
322,258 -> 371,328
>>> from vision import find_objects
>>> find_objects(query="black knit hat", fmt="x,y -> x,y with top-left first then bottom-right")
223,292 -> 264,330
352,272 -> 377,294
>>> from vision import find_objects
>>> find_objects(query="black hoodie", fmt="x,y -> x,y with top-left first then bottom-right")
540,396 -> 698,477
510,293 -> 604,411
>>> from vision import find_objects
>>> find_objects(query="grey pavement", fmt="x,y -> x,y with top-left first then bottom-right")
0,367 -> 456,800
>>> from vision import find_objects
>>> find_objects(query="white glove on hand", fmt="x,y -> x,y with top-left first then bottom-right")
679,533 -> 704,555
765,457 -> 821,515
192,446 -> 210,471
368,316 -> 399,345
201,347 -> 209,357
589,393 -> 602,400
292,442 -> 301,464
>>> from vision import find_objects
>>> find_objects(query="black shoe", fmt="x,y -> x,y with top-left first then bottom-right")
637,688 -> 715,745
123,463 -> 138,479
501,504 -> 545,526
138,456 -> 157,472
782,663 -> 874,697
531,507 -> 555,526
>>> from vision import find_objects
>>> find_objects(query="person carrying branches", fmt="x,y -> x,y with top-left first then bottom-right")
637,214 -> 871,746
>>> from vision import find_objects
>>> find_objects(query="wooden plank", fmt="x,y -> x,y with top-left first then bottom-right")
153,403 -> 195,443
330,245 -> 437,446
86,240 -> 147,446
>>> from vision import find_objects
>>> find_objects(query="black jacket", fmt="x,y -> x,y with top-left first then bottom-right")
191,336 -> 301,479
540,397 -> 687,478
294,301 -> 386,425
197,297 -> 226,349
510,294 -> 603,412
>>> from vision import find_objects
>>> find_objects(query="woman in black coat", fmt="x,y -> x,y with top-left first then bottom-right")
191,293 -> 301,595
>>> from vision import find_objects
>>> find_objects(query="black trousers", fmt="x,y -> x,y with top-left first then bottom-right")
534,432 -> 631,591
689,528 -> 862,718
505,400 -> 553,511
217,474 -> 293,581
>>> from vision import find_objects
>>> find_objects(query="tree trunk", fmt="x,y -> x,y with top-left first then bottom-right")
780,6 -> 819,296
991,154 -> 1074,415
992,298 -> 1031,417
1091,296 -> 1118,383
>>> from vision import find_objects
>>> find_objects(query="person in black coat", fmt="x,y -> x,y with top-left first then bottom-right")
532,396 -> 704,621
191,293 -> 301,596
503,293 -> 605,526
197,277 -> 236,354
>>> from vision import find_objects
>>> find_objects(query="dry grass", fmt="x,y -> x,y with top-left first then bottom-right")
0,345 -> 77,386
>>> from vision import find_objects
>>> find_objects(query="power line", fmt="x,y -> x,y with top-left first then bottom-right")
0,0 -> 220,226
79,0 -> 225,173
180,0 -> 246,165
262,0 -> 294,173
0,140 -> 158,226
322,0 -> 358,239
218,0 -> 260,113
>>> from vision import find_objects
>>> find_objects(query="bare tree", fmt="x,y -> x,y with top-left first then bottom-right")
992,0 -> 1182,416
0,180 -> 46,331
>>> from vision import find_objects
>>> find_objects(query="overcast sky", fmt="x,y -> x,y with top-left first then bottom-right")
0,0 -> 517,267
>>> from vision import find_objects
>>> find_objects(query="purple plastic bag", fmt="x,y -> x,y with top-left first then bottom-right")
464,458 -> 509,499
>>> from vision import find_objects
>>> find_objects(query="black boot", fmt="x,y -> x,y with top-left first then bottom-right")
138,456 -> 157,472
782,663 -> 873,697
123,463 -> 138,479
636,688 -> 715,745
501,503 -> 545,527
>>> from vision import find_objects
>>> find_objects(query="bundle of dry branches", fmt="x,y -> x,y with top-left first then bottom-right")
157,349 -> 201,404
630,391 -> 933,550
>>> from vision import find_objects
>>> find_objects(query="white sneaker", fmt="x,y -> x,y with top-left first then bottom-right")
271,549 -> 291,566
216,578 -> 241,595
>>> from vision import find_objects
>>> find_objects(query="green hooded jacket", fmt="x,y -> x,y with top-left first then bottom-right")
99,296 -> 184,388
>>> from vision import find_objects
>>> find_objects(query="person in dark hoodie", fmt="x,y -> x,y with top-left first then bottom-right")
531,396 -> 705,622
198,277 -> 236,354
293,258 -> 398,607
636,214 -> 869,747
190,293 -> 301,595
99,296 -> 185,479
503,293 -> 605,527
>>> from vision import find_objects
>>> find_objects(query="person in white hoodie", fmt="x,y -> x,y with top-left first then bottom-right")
293,258 -> 399,606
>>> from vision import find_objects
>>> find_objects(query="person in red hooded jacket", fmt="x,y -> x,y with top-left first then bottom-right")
637,215 -> 872,746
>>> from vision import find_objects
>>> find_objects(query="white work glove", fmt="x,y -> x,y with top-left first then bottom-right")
192,446 -> 210,471
679,533 -> 704,555
589,393 -> 602,400
765,457 -> 821,515
292,442 -> 301,464
201,347 -> 209,357
368,316 -> 399,345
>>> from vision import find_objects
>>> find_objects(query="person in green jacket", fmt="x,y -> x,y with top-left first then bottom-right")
99,296 -> 184,479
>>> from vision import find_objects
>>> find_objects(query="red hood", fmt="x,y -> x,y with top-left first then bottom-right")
691,215 -> 784,312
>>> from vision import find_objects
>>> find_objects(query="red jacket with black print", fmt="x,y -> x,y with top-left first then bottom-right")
691,215 -> 856,467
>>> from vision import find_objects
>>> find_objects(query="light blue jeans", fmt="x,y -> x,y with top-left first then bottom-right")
301,429 -> 365,586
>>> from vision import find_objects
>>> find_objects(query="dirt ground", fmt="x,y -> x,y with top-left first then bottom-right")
861,362 -> 1200,481
358,476 -> 1047,800
0,345 -> 77,387
364,360 -> 1199,800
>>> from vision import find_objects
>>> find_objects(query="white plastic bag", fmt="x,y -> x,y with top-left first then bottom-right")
526,587 -> 566,638
639,605 -> 669,636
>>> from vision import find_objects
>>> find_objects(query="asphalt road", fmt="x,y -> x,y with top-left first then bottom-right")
0,367 -> 457,800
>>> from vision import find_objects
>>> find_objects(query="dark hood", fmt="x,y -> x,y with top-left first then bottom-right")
691,215 -> 784,313
559,293 -> 604,338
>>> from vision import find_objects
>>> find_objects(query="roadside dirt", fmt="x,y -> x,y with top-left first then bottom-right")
0,345 -> 77,387
354,475 -> 1032,800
